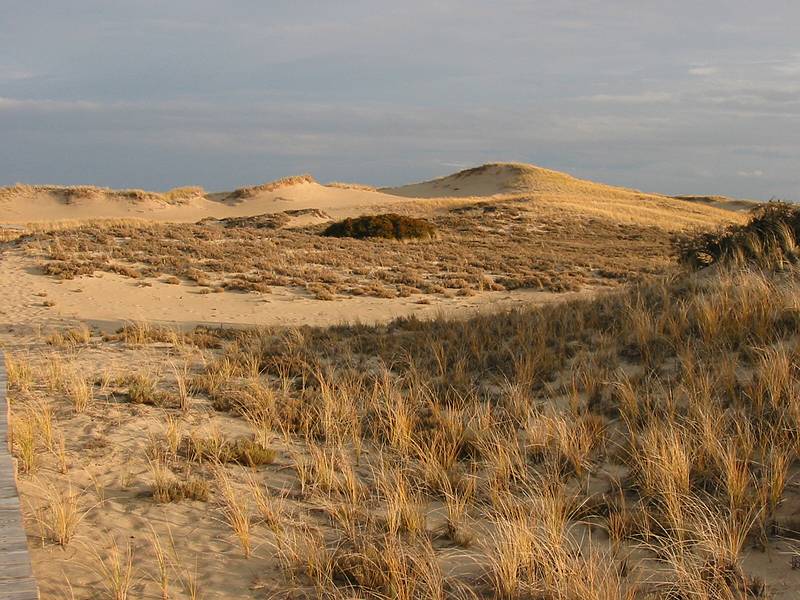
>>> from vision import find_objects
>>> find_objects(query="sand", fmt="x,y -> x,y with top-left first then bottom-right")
0,248 -> 598,335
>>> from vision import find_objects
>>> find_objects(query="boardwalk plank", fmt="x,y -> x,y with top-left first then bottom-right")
0,351 -> 39,599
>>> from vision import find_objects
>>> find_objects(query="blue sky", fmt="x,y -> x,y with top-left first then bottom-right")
1,1 -> 798,199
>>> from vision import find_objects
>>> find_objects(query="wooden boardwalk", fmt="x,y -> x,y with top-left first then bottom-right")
0,352 -> 39,599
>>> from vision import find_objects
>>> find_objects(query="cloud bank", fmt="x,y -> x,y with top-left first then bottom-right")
0,0 -> 798,199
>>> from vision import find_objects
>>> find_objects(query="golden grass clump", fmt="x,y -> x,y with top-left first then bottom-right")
325,181 -> 377,191
178,428 -> 276,466
66,373 -> 93,413
46,324 -> 91,348
91,537 -> 136,600
150,460 -> 209,504
163,186 -> 205,203
10,409 -> 40,475
30,481 -> 85,546
5,352 -> 32,390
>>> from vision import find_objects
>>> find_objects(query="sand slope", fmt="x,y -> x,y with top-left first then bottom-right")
0,164 -> 784,600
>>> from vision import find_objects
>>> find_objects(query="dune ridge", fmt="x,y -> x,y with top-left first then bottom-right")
0,162 -> 751,230
223,174 -> 317,200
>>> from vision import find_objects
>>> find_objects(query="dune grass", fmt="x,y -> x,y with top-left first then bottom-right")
12,213 -> 800,597
24,200 -> 683,299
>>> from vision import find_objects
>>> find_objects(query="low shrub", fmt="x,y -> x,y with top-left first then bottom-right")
678,201 -> 800,269
152,471 -> 209,503
322,213 -> 436,241
179,436 -> 276,467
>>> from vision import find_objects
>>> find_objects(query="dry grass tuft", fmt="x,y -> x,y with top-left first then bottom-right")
226,175 -> 315,200
65,373 -> 93,413
46,324 -> 92,348
215,469 -> 253,558
91,537 -> 136,600
5,353 -> 32,390
30,480 -> 86,546
150,461 -> 209,503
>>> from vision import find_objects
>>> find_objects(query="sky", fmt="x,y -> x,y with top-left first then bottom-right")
1,1 -> 799,200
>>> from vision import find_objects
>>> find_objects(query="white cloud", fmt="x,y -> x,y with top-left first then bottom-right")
688,66 -> 717,76
0,97 -> 101,111
0,66 -> 37,82
771,54 -> 800,75
736,169 -> 765,177
584,92 -> 674,104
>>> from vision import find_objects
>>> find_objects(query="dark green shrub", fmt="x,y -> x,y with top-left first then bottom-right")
322,213 -> 436,241
677,201 -> 800,269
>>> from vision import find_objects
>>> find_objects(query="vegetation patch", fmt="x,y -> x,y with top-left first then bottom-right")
26,201 -> 675,298
679,201 -> 799,269
0,183 -> 205,205
179,436 -> 276,467
152,473 -> 209,503
322,213 -> 437,240
200,208 -> 331,230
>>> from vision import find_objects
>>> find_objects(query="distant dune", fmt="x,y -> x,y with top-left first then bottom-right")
0,176 -> 397,225
0,162 -> 753,230
380,162 -> 652,199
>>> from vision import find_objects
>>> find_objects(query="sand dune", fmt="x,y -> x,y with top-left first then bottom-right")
0,163 -> 752,230
380,162 -> 656,199
0,178 -> 406,225
0,162 -> 746,336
